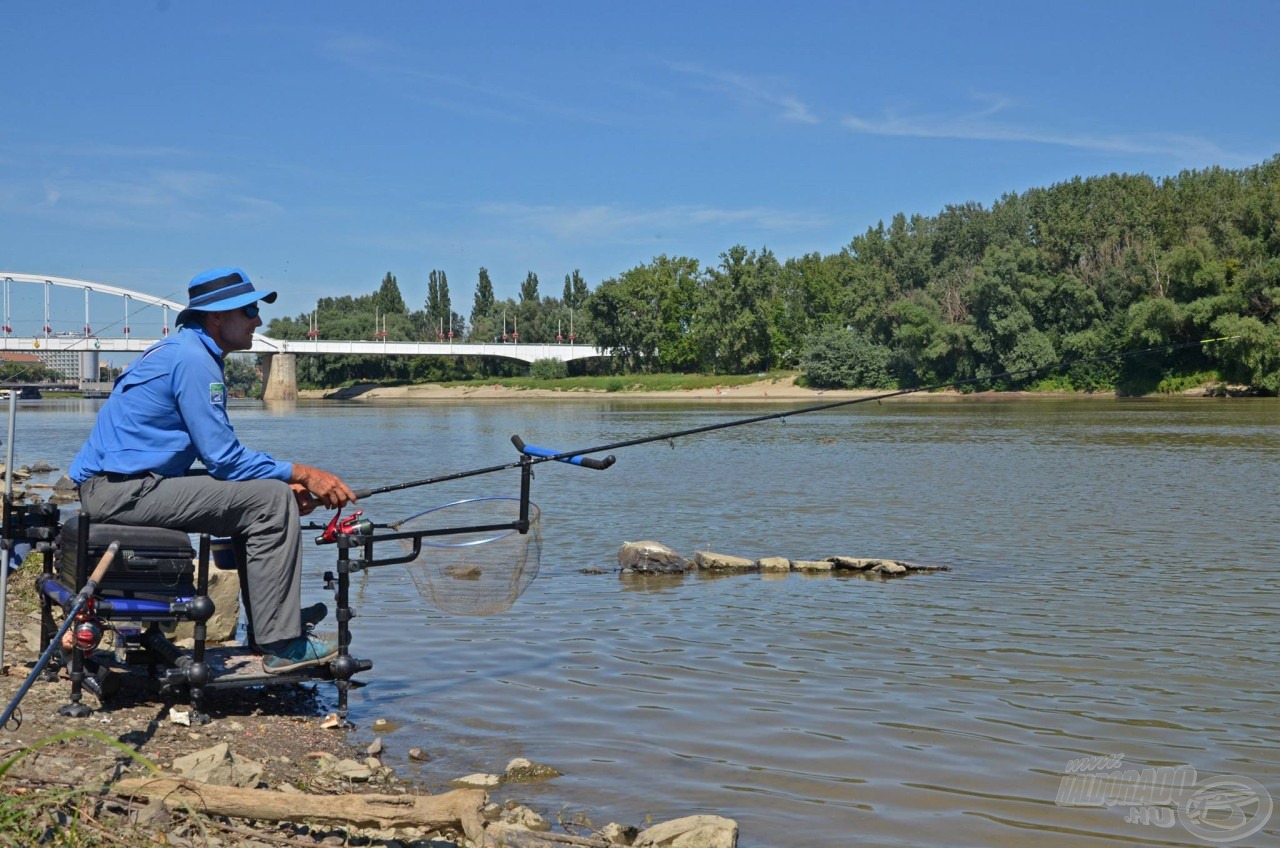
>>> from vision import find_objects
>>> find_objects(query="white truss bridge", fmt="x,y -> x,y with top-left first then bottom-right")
0,273 -> 605,364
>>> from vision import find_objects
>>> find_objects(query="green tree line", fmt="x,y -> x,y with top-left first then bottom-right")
268,156 -> 1280,394
266,268 -> 584,385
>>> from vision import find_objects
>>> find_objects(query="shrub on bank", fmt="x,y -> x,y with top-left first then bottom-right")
800,327 -> 894,389
529,358 -> 568,380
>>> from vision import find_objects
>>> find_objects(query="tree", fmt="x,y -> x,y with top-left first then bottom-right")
520,272 -> 539,303
1210,314 -> 1280,393
586,257 -> 701,372
886,294 -> 960,385
698,246 -> 779,373
800,327 -> 893,389
563,270 -> 589,309
470,267 -> 496,341
964,244 -> 1058,382
425,270 -> 453,337
223,354 -> 261,397
0,359 -> 56,383
375,272 -> 407,315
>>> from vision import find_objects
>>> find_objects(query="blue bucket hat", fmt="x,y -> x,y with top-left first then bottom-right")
176,267 -> 277,325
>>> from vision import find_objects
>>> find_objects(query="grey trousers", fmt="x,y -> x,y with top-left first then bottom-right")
78,473 -> 303,645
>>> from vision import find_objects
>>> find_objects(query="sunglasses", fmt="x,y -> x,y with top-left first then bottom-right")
241,304 -> 260,319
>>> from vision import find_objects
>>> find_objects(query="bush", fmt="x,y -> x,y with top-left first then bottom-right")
799,327 -> 894,389
529,358 -> 568,380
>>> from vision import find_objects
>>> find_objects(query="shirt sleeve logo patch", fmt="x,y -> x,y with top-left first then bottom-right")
209,382 -> 226,405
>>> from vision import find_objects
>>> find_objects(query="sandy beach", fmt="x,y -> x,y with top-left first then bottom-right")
297,376 -> 999,403
295,375 -> 1103,403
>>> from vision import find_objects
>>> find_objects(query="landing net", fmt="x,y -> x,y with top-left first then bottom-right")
395,497 -> 542,615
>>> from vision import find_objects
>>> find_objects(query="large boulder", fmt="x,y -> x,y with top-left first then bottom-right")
619,541 -> 691,574
635,815 -> 738,848
163,566 -> 241,643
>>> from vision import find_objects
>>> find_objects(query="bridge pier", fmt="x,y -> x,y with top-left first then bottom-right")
261,353 -> 298,401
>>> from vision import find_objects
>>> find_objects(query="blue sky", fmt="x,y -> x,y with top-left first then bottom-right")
2,0 -> 1277,327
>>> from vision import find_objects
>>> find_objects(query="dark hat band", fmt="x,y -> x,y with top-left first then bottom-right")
181,267 -> 276,318
189,272 -> 251,304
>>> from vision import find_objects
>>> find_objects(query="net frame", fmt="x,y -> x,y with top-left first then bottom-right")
393,496 -> 542,616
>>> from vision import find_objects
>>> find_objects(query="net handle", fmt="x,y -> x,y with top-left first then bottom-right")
511,435 -> 616,470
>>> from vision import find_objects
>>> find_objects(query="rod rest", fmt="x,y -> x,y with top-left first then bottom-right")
35,574 -> 208,621
141,627 -> 213,690
330,654 -> 373,680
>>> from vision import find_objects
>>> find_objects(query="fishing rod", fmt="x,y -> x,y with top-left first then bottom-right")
0,542 -> 119,730
344,441 -> 614,501
346,335 -> 1235,499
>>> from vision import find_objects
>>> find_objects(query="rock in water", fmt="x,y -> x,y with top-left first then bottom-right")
635,815 -> 739,848
693,551 -> 756,570
619,540 -> 690,574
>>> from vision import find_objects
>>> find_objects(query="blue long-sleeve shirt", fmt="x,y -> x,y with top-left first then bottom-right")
70,325 -> 292,484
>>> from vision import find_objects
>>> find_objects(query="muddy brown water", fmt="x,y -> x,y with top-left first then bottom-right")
13,396 -> 1279,846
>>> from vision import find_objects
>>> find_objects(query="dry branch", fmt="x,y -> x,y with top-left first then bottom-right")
484,822 -> 614,848
114,775 -> 487,843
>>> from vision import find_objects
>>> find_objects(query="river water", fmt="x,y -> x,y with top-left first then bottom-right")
12,396 -> 1280,847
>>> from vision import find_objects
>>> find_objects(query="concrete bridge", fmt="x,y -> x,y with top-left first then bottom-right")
0,273 -> 608,399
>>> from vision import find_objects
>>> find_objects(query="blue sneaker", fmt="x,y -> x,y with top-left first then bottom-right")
261,632 -> 338,675
301,602 -> 328,628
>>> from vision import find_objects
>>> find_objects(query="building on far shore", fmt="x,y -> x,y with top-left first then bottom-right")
3,348 -> 105,386
34,348 -> 80,379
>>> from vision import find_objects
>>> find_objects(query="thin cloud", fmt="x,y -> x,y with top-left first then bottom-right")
315,30 -> 625,127
27,168 -> 281,229
843,93 -> 1244,163
478,201 -> 828,241
35,142 -> 190,160
669,62 -> 819,125
316,33 -> 390,66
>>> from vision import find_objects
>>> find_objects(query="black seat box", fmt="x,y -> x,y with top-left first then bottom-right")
57,516 -> 196,599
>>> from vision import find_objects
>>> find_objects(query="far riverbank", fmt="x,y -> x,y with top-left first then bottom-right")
295,375 -> 1176,403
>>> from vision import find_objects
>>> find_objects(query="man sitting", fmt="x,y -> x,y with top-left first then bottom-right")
70,267 -> 356,674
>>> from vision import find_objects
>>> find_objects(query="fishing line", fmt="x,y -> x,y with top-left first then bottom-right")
0,281 -> 188,386
350,335 -> 1236,500
537,336 -> 1237,462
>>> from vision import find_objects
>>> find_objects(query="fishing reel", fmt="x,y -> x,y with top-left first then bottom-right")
59,601 -> 106,657
72,618 -> 104,653
315,508 -> 374,545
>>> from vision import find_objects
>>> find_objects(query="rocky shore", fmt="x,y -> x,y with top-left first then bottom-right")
0,552 -> 739,848
0,462 -> 740,847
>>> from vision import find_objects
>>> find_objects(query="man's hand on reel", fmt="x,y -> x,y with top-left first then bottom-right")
290,463 -> 357,515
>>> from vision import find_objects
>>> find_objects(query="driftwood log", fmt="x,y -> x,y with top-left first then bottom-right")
114,776 -> 487,843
